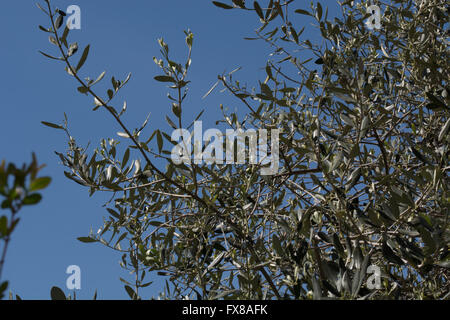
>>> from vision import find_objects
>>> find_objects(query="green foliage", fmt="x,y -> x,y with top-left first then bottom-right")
38,0 -> 449,300
50,286 -> 66,300
0,154 -> 51,299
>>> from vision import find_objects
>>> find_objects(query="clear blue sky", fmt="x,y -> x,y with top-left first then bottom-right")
0,0 -> 339,299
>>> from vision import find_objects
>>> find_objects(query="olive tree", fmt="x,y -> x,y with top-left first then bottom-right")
38,0 -> 448,299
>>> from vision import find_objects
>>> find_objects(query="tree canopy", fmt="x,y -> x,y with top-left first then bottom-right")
37,0 -> 448,299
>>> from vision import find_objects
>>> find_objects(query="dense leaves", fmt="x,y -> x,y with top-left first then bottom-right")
39,0 -> 449,300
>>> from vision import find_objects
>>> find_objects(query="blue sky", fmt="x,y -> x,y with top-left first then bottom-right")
0,0 -> 339,299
